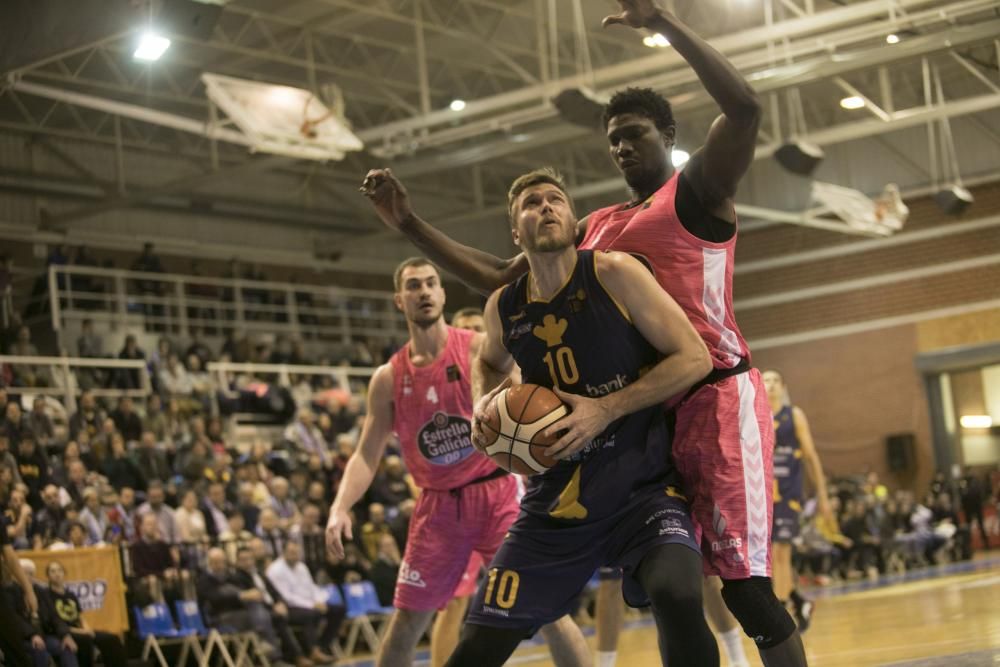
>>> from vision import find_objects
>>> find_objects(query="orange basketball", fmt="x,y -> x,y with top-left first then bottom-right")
478,383 -> 568,475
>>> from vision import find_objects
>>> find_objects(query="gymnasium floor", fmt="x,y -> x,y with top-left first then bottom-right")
340,553 -> 1000,667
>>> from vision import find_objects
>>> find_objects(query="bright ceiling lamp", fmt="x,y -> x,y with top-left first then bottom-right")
959,415 -> 992,429
449,99 -> 467,111
134,32 -> 171,61
886,33 -> 901,44
672,149 -> 690,167
643,33 -> 670,48
840,95 -> 865,110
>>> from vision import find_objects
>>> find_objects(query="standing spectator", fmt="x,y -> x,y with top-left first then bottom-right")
137,481 -> 179,545
46,560 -> 128,667
9,326 -> 44,387
131,242 -> 165,327
959,470 -> 990,550
115,334 -> 146,390
76,319 -> 104,359
110,396 -> 143,444
102,435 -> 146,493
266,541 -> 345,659
68,391 -> 104,442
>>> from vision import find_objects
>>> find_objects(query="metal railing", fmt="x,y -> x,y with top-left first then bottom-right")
47,264 -> 408,343
207,361 -> 376,397
0,355 -> 151,409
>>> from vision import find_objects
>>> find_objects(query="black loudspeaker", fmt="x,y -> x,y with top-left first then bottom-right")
887,433 -> 916,472
774,140 -> 825,176
554,87 -> 608,129
933,185 -> 974,216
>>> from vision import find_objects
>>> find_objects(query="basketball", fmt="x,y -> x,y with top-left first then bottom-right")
478,383 -> 568,475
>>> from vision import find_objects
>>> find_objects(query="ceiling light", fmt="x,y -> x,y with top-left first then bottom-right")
643,33 -> 670,48
886,33 -> 900,44
672,149 -> 690,167
449,99 -> 466,111
134,32 -> 171,61
840,96 -> 865,110
960,415 -> 992,429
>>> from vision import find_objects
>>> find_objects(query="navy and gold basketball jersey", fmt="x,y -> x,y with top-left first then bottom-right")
497,250 -> 681,522
773,405 -> 803,508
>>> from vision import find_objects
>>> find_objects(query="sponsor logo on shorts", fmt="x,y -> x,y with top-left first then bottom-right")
659,517 -> 689,538
480,606 -> 510,618
711,537 -> 743,553
397,561 -> 427,588
417,413 -> 475,466
645,506 -> 686,525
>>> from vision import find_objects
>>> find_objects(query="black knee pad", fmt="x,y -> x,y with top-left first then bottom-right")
721,577 -> 797,649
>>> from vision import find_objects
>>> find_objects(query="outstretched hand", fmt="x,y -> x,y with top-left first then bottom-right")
471,377 -> 512,449
602,0 -> 666,30
360,168 -> 414,231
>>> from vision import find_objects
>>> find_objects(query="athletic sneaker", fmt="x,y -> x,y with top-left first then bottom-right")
794,598 -> 814,633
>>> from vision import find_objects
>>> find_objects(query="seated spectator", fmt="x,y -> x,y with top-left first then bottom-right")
371,455 -> 414,507
49,521 -> 94,551
187,354 -> 213,410
90,417 -> 117,464
9,326 -> 46,386
46,560 -> 128,667
63,459 -> 90,508
292,504 -> 326,572
31,484 -> 69,548
218,511 -> 254,563
112,486 -> 139,544
237,482 -> 261,533
133,430 -> 169,486
231,547 -> 316,667
16,435 -> 51,507
28,396 -> 57,455
324,540 -> 370,586
266,541 -> 345,659
8,559 -> 79,667
185,328 -> 213,368
3,400 -> 27,446
177,440 -> 212,484
201,481 -> 234,540
4,486 -> 32,549
130,513 -> 182,605
175,489 -> 208,544
269,477 -> 301,531
115,334 -> 146,390
256,508 -> 289,561
137,481 -> 179,545
390,498 -> 416,553
306,481 -> 329,518
159,353 -> 194,400
284,409 -> 330,467
110,396 -> 143,444
102,434 -> 146,493
360,502 -> 392,561
77,488 -> 109,545
370,533 -> 402,607
0,433 -> 22,485
68,391 -> 104,443
196,547 -> 284,663
76,319 -> 104,359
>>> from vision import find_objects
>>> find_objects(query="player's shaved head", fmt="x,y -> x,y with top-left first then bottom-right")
394,257 -> 440,291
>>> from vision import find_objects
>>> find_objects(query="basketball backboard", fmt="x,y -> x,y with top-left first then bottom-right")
810,181 -> 909,236
202,73 -> 363,162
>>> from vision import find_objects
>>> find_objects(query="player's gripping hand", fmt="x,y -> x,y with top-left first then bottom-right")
541,388 -> 616,460
360,168 -> 414,230
325,508 -> 353,560
471,377 -> 512,448
602,0 -> 665,30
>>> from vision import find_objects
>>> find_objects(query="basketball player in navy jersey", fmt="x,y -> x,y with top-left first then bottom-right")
763,370 -> 835,632
361,2 -> 805,665
445,168 -> 716,667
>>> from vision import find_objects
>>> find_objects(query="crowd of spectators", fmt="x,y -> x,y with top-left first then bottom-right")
0,322 -> 421,665
791,470 -> 997,585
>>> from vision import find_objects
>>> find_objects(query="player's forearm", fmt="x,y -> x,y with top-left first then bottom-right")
806,456 -> 831,506
399,213 -> 516,295
330,454 -> 378,514
472,357 -> 508,403
602,347 -> 712,422
648,12 -> 760,124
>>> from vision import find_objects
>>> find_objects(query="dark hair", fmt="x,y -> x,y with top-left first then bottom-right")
393,258 -> 440,292
602,87 -> 675,132
506,167 -> 571,223
452,307 -> 483,321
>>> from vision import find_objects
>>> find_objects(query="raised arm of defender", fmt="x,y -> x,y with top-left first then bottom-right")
325,363 -> 395,559
541,251 -> 712,459
361,169 -> 529,295
605,0 -> 761,211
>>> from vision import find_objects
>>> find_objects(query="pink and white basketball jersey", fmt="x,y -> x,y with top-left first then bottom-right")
389,326 -> 499,491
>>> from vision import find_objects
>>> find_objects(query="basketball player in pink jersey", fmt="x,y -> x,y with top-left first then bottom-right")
358,2 -> 807,665
325,258 -> 589,667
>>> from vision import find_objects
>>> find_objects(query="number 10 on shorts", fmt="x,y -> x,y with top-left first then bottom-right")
483,568 -> 520,609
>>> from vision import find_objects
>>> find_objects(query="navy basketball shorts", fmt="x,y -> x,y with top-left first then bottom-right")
772,500 -> 802,543
465,486 -> 699,633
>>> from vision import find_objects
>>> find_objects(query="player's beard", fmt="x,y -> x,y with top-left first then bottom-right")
526,223 -> 574,253
409,306 -> 442,329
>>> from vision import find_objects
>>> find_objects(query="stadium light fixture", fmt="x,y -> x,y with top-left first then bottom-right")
886,34 -> 901,44
643,33 -> 670,48
450,99 -> 467,111
672,149 -> 690,167
134,32 -> 171,61
840,96 -> 865,110
960,415 -> 992,429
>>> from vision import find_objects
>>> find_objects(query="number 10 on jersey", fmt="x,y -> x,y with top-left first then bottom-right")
543,347 -> 580,387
